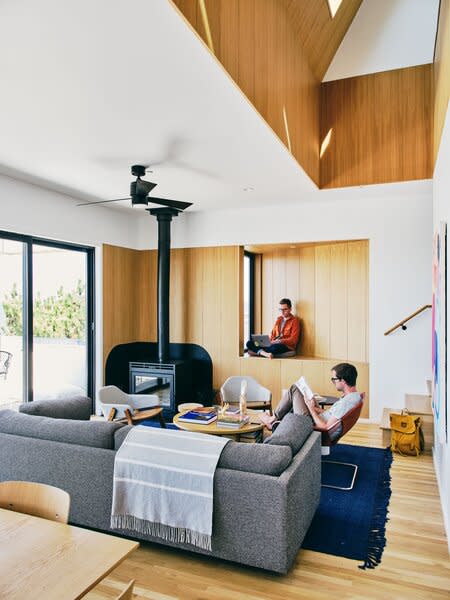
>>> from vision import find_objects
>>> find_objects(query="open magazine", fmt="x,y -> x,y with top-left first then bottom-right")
294,376 -> 315,401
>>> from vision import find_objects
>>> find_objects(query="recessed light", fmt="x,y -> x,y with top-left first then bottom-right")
243,187 -> 254,192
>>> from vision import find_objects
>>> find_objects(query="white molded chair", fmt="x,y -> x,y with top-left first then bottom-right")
220,376 -> 272,414
98,385 -> 161,421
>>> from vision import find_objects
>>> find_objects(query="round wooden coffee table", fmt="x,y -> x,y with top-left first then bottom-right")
173,413 -> 263,441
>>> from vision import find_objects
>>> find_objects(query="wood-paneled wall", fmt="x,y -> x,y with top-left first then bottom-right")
239,356 -> 369,419
171,0 -> 320,184
320,65 -> 433,188
102,245 -> 154,366
260,240 -> 369,362
434,0 -> 450,162
103,243 -> 369,416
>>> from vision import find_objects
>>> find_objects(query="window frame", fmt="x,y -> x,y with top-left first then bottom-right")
244,250 -> 255,342
0,230 -> 95,406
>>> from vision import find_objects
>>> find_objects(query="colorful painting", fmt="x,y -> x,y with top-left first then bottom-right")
432,222 -> 447,444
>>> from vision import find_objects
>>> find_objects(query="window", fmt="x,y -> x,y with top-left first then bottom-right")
0,231 -> 95,409
243,251 -> 255,347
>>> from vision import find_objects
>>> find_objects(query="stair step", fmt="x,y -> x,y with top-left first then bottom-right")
405,393 -> 432,415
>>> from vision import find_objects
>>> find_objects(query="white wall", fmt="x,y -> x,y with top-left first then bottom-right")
0,173 -> 149,248
324,0 -> 439,81
139,180 -> 433,424
433,103 -> 450,550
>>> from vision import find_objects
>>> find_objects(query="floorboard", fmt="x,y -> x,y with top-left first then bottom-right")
85,423 -> 450,600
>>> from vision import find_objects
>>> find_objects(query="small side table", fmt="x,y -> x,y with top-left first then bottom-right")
317,396 -> 338,408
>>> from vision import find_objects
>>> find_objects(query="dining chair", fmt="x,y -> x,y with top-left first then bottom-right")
116,579 -> 135,599
98,385 -> 166,427
220,376 -> 273,414
0,480 -> 70,523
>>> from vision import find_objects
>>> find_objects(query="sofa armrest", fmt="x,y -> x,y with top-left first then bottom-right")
19,396 -> 92,420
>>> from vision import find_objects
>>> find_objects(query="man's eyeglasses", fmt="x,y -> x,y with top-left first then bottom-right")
279,308 -> 290,312
330,377 -> 340,382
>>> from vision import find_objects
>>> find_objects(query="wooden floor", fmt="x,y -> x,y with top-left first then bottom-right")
85,423 -> 450,600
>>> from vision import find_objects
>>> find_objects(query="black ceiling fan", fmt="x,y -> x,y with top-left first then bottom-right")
77,165 -> 192,211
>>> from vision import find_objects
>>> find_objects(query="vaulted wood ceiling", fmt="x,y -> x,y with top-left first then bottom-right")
172,0 -> 434,188
281,0 -> 363,81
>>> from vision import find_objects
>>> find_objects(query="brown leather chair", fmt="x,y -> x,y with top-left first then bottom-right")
315,392 -> 365,491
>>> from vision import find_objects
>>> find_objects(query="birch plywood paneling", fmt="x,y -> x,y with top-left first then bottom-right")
320,65 -> 433,188
247,356 -> 369,416
261,241 -> 368,363
330,243 -> 348,359
314,244 -> 331,358
298,246 -> 316,357
347,241 -> 369,361
171,0 -> 320,184
103,245 -> 143,367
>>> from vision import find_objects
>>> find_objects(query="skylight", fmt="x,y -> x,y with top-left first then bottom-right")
327,0 -> 343,18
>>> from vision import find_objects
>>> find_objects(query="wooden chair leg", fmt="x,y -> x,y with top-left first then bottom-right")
158,411 -> 167,428
124,408 -> 134,426
107,407 -> 117,421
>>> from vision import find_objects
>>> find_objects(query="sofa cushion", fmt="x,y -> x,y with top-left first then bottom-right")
264,413 -> 313,454
19,396 -> 92,420
0,410 -> 123,449
218,441 -> 292,476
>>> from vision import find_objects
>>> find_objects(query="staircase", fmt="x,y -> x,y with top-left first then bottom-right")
380,387 -> 434,454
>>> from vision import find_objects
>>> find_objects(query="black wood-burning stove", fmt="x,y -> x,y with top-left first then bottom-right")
127,207 -> 192,419
129,360 -> 192,419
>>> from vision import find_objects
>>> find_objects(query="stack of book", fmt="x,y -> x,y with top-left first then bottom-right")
239,430 -> 263,443
178,408 -> 217,425
217,411 -> 250,429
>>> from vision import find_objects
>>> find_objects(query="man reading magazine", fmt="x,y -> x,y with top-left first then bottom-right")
260,363 -> 361,440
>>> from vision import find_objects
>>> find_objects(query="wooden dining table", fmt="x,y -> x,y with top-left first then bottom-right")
0,507 -> 139,599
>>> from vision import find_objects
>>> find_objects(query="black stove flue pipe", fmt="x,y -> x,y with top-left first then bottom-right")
148,207 -> 179,363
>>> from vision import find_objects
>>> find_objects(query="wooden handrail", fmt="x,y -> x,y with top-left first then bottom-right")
384,304 -> 432,336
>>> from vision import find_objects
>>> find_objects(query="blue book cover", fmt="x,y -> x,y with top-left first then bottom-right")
179,410 -> 217,423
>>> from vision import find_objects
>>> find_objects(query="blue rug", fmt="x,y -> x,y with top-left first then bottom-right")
302,444 -> 393,569
140,420 -> 178,430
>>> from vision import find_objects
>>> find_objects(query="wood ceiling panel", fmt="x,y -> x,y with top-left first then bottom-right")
283,0 -> 363,81
320,65 -> 433,188
171,0 -> 320,185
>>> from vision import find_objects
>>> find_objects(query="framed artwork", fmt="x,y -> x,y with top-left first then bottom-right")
432,222 -> 448,444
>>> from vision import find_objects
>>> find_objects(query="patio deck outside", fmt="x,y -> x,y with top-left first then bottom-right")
0,239 -> 88,410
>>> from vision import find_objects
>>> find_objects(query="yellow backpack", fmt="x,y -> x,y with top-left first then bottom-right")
390,411 -> 424,456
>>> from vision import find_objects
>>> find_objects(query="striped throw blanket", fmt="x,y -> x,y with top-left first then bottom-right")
111,425 -> 230,551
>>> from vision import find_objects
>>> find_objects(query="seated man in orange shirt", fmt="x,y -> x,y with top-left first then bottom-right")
246,298 -> 300,359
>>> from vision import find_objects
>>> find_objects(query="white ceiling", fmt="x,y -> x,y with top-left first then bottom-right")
0,0 -> 438,215
0,0 -> 315,214
324,0 -> 440,82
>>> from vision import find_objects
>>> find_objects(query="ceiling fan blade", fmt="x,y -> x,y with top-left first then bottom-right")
77,197 -> 131,207
136,179 -> 157,196
147,196 -> 192,211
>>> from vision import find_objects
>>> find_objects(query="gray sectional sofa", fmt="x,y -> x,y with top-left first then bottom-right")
0,397 -> 321,573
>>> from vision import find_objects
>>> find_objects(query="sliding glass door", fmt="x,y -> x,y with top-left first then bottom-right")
0,231 -> 94,409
